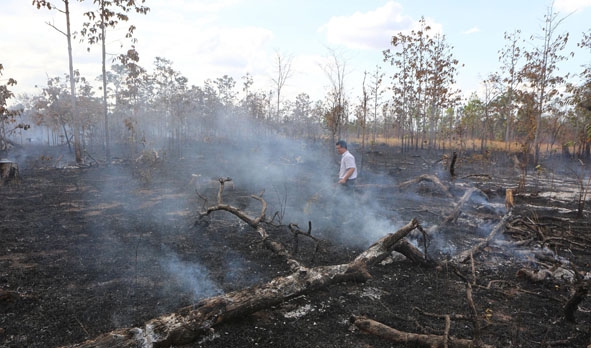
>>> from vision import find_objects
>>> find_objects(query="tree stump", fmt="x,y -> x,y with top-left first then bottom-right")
0,159 -> 19,185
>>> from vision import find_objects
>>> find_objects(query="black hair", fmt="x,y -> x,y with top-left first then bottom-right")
336,140 -> 347,149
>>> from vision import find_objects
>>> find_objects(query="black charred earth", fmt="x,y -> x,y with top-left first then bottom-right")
1,140 -> 591,348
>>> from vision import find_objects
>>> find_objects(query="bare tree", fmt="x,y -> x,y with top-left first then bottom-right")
357,71 -> 369,173
321,47 -> 348,143
271,51 -> 294,121
498,29 -> 523,149
33,0 -> 83,163
368,65 -> 385,145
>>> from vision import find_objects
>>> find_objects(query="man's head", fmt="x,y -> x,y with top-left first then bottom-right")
335,140 -> 347,154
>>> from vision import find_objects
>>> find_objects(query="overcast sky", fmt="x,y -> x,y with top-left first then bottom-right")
2,0 -> 591,105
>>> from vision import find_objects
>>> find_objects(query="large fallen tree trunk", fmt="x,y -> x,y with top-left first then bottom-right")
67,219 -> 422,348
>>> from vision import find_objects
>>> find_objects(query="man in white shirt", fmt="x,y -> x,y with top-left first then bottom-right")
335,140 -> 357,189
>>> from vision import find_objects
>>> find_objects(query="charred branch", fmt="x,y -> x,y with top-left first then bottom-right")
450,151 -> 457,178
393,238 -> 435,267
350,315 -> 494,348
288,222 -> 321,256
564,280 -> 590,323
442,187 -> 479,225
451,212 -> 512,263
398,174 -> 453,198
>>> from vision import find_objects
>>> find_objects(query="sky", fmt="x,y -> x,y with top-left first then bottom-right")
2,0 -> 591,106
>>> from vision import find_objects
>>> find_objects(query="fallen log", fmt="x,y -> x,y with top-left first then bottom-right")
350,315 -> 494,348
67,219 -> 422,348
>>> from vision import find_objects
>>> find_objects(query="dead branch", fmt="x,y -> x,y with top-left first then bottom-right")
197,180 -> 300,273
563,280 -> 590,323
67,219 -> 422,348
461,174 -> 493,180
450,151 -> 457,178
392,239 -> 436,268
452,268 -> 482,344
516,266 -> 577,284
288,222 -> 321,255
350,315 -> 494,348
451,212 -> 512,263
442,187 -> 478,225
398,174 -> 453,198
413,307 -> 470,321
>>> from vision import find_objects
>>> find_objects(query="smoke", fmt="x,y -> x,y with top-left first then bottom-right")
161,253 -> 222,301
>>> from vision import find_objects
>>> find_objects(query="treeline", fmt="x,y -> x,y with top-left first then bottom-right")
1,3 -> 590,164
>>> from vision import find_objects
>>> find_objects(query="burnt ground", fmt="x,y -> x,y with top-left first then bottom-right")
1,141 -> 591,348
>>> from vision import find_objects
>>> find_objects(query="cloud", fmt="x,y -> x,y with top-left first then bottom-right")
319,1 -> 414,50
554,0 -> 591,13
462,27 -> 480,35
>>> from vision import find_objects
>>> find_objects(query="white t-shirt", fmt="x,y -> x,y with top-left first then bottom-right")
339,150 -> 357,180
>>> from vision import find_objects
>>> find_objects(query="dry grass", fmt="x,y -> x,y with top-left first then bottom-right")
350,136 -> 558,155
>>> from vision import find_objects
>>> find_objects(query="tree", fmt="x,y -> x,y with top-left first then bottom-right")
140,57 -> 191,156
33,76 -> 77,149
384,30 -> 416,151
321,48 -> 348,143
521,4 -> 570,164
368,65 -> 385,145
424,32 -> 462,149
565,29 -> 591,158
478,75 -> 503,152
497,29 -> 523,149
0,64 -> 25,154
291,93 -> 313,138
80,0 -> 150,162
33,0 -> 83,163
461,94 -> 484,150
384,17 -> 460,151
357,71 -> 369,172
271,51 -> 294,121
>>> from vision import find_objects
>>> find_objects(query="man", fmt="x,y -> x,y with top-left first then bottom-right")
336,140 -> 357,188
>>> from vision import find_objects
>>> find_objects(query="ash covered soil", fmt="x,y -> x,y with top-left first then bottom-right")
1,141 -> 591,348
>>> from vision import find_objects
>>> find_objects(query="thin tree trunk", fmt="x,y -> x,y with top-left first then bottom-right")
65,0 -> 82,163
101,2 -> 110,162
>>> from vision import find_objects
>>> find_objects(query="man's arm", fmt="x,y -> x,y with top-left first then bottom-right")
338,167 -> 355,184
